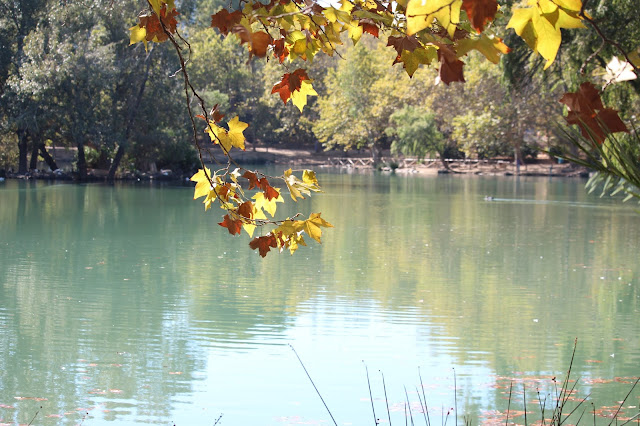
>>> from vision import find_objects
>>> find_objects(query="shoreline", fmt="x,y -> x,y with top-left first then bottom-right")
0,147 -> 590,181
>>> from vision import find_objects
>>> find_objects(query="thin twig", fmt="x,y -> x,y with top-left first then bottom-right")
607,377 -> 640,426
27,407 -> 41,426
418,367 -> 431,426
382,371 -> 393,426
212,413 -> 224,425
578,5 -> 639,75
289,344 -> 338,426
405,386 -> 415,426
453,368 -> 458,426
364,361 -> 378,425
523,383 -> 527,426
506,381 -> 513,426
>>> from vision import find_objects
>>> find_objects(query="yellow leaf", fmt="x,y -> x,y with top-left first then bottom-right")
507,6 -> 559,68
629,49 -> 640,68
302,170 -> 319,186
537,0 -> 557,14
205,122 -> 232,152
399,47 -> 437,77
190,168 -> 212,200
531,10 -> 561,68
253,191 -> 284,217
554,8 -> 584,29
302,213 -> 333,244
323,6 -> 351,23
205,116 -> 248,152
284,168 -> 322,201
292,39 -> 307,54
129,25 -> 147,49
285,233 -> 306,254
456,35 -> 510,64
274,219 -> 303,238
243,222 -> 256,238
204,190 -> 218,211
340,0 -> 354,13
253,204 -> 267,220
272,219 -> 307,253
148,0 -> 163,14
290,80 -> 318,112
555,0 -> 582,12
347,21 -> 363,44
508,1 -> 583,69
407,0 -> 462,37
227,116 -> 249,150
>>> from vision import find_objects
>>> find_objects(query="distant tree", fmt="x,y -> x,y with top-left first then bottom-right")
387,106 -> 450,168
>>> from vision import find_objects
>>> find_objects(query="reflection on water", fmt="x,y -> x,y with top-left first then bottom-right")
0,175 -> 639,425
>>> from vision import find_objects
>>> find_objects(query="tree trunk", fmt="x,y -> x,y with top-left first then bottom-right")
108,144 -> 126,181
17,128 -> 29,174
108,49 -> 152,182
39,144 -> 58,171
29,138 -> 39,170
369,143 -> 382,165
439,156 -> 451,170
77,142 -> 87,180
514,144 -> 522,175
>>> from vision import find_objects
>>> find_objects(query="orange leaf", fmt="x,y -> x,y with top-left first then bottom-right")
271,69 -> 310,104
210,9 -> 243,35
359,19 -> 379,37
231,24 -> 251,44
250,31 -> 272,57
387,35 -> 420,55
437,44 -> 465,85
264,186 -> 280,201
273,38 -> 289,63
243,171 -> 260,189
139,5 -> 179,42
218,214 -> 243,235
462,0 -> 498,33
560,82 -> 628,144
216,183 -> 231,201
559,82 -> 603,116
257,177 -> 280,200
210,104 -> 225,123
249,234 -> 278,257
237,201 -> 253,219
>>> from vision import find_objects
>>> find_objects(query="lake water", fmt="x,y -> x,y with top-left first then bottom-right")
1,172 -> 639,425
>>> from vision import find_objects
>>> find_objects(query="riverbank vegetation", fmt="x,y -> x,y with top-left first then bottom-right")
2,0 -> 638,181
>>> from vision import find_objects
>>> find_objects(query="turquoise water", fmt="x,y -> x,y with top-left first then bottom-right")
0,173 -> 639,425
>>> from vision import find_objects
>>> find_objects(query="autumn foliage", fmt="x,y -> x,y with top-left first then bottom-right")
128,0 -> 636,256
559,82 -> 629,144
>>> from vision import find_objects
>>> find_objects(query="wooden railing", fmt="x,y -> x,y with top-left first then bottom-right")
325,157 -> 513,168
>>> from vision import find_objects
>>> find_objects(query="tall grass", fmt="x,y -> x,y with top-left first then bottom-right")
293,341 -> 640,426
